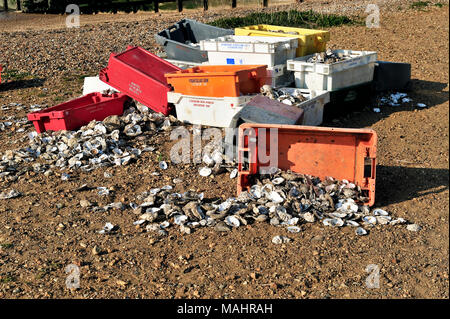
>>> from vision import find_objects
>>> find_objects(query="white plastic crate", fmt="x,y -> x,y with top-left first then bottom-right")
286,50 -> 377,91
164,58 -> 203,69
276,88 -> 330,126
265,64 -> 294,87
199,35 -> 298,68
82,76 -> 118,95
167,92 -> 256,127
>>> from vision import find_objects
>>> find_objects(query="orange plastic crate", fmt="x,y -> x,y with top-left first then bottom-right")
237,124 -> 378,206
164,65 -> 268,97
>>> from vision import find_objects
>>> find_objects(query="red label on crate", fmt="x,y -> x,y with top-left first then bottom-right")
189,99 -> 214,108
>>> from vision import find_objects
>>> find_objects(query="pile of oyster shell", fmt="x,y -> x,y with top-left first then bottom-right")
307,49 -> 349,64
0,103 -> 178,180
260,85 -> 308,105
131,169 -> 407,236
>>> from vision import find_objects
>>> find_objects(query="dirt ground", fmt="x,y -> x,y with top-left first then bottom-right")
0,3 -> 448,299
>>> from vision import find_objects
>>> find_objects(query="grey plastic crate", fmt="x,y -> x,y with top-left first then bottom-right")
155,19 -> 234,63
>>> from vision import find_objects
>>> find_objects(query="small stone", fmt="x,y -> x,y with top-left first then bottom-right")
214,222 -> 230,232
250,272 -> 259,280
44,170 -> 53,177
406,224 -> 421,232
91,245 -> 101,256
79,200 -> 91,208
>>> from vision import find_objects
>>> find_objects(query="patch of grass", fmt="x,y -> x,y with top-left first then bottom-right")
1,69 -> 32,82
54,96 -> 66,102
0,243 -> 13,249
434,2 -> 445,7
0,274 -> 16,283
160,1 -> 198,10
410,1 -> 431,9
35,261 -> 63,280
208,10 -> 360,29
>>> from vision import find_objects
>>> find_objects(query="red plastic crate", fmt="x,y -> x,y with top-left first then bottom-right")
27,92 -> 129,134
99,46 -> 181,116
237,124 -> 378,206
0,65 -> 3,84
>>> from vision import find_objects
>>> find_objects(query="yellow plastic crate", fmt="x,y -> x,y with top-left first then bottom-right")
235,25 -> 330,57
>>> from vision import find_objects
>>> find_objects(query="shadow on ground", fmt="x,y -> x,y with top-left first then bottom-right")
323,79 -> 449,128
375,165 -> 449,207
0,78 -> 46,92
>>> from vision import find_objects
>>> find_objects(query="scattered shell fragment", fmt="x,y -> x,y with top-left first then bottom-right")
356,227 -> 368,236
286,226 -> 301,233
0,189 -> 21,200
272,235 -> 292,244
99,222 -> 116,234
225,216 -> 240,228
199,167 -> 212,177
159,161 -> 168,170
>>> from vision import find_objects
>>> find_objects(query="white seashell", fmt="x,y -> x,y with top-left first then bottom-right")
97,187 -> 110,196
287,217 -> 299,225
287,226 -> 301,233
356,227 -> 368,236
303,212 -> 315,223
0,189 -> 21,200
376,216 -> 392,225
225,216 -> 240,228
329,211 -> 348,218
145,224 -> 160,232
218,199 -> 233,212
337,201 -> 358,213
202,153 -> 215,166
133,220 -> 146,225
99,222 -> 115,234
160,221 -> 170,229
323,218 -> 344,227
272,177 -> 285,185
346,220 -> 360,227
373,208 -> 389,216
211,151 -> 223,164
249,185 -> 262,199
229,168 -> 238,179
199,167 -> 212,177
159,161 -> 168,170
362,216 -> 377,225
268,191 -> 284,203
390,218 -> 406,225
272,235 -> 291,244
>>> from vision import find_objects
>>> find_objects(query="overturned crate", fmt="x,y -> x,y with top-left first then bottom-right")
99,46 -> 181,116
155,19 -> 234,63
237,124 -> 377,206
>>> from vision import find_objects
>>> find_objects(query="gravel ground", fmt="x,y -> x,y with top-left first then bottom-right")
0,2 -> 448,299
